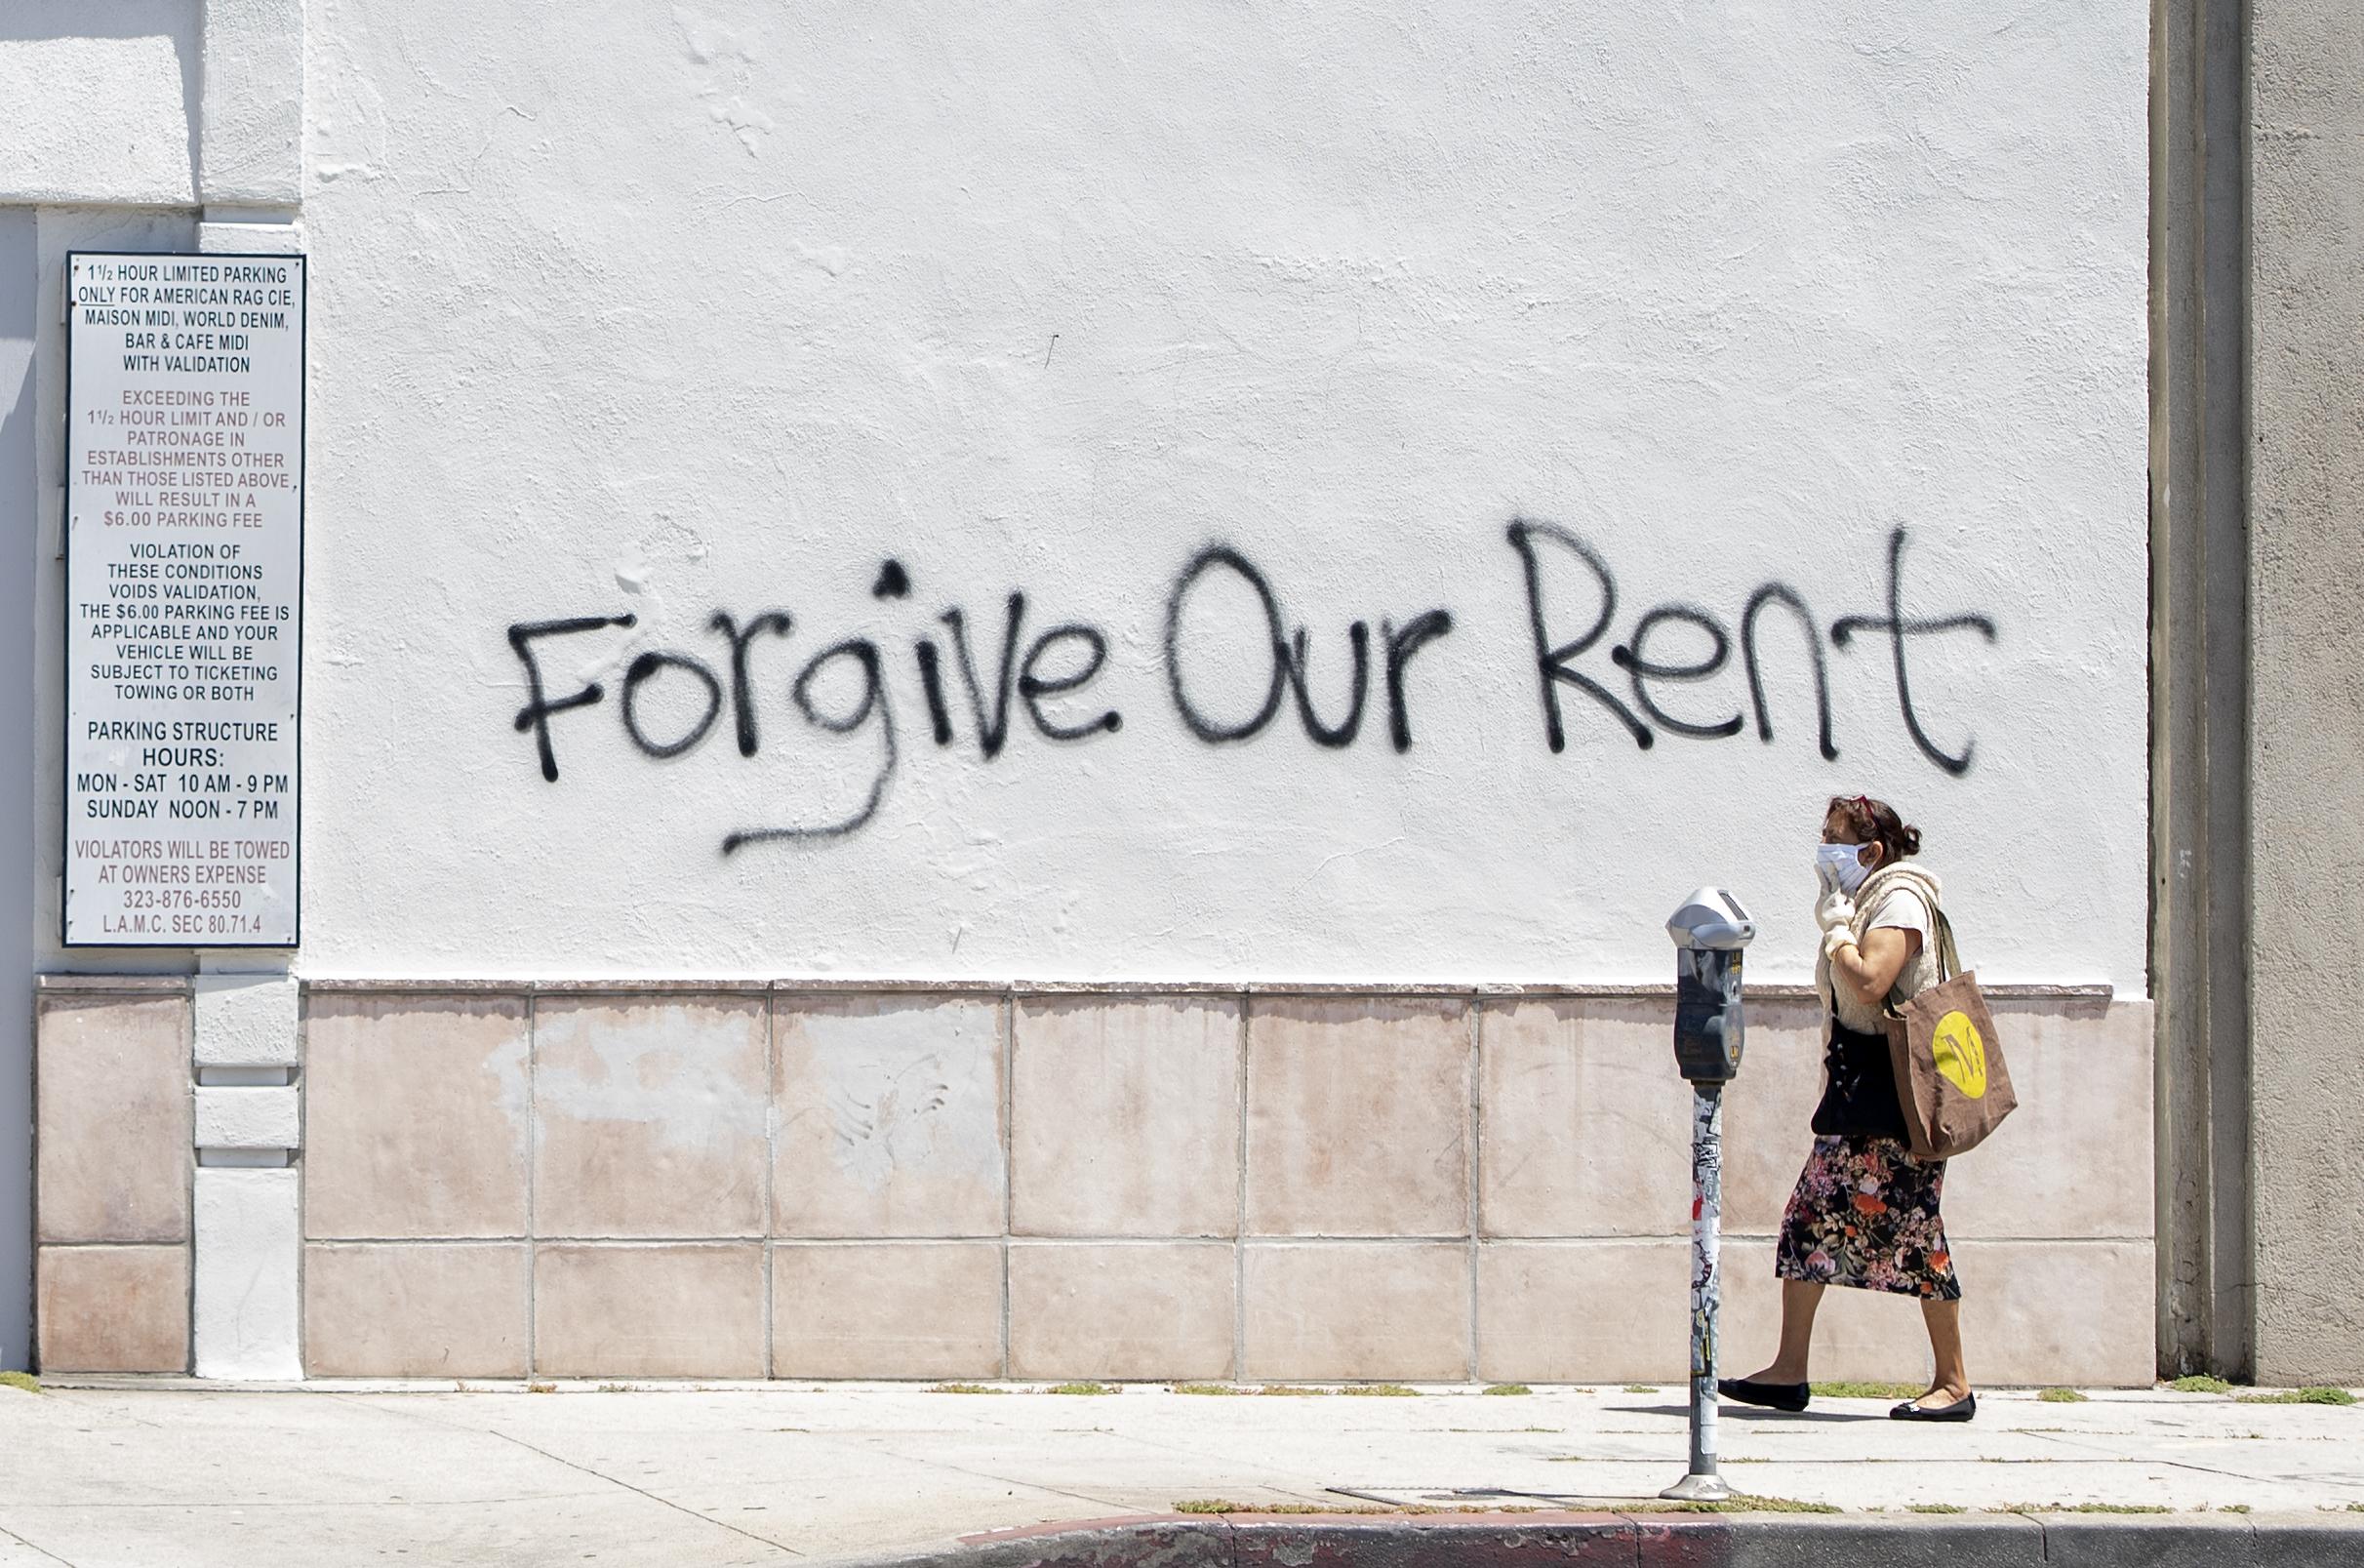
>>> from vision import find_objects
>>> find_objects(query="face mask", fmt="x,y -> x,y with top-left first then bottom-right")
1817,842 -> 1873,895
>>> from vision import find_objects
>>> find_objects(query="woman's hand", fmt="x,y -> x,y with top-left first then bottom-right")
1815,889 -> 1857,953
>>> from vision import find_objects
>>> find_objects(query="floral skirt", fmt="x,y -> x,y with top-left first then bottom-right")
1774,1136 -> 1960,1300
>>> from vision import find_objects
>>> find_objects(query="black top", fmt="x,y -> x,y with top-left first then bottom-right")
1811,1018 -> 1909,1141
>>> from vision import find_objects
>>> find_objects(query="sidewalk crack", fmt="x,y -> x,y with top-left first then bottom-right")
0,1518 -> 79,1568
486,1430 -> 805,1558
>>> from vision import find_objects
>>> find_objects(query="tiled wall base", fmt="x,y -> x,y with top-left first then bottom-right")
34,983 -> 2155,1386
33,985 -> 191,1374
35,1244 -> 188,1372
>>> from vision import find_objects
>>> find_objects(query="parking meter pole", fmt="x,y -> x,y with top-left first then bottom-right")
1661,887 -> 1752,1506
1663,1081 -> 1728,1502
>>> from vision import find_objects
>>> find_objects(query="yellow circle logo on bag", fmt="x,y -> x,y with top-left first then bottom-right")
1931,1010 -> 1988,1099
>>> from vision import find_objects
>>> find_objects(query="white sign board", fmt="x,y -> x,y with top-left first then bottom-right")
63,251 -> 304,947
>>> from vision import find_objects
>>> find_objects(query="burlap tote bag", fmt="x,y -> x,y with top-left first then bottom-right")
1883,907 -> 2017,1159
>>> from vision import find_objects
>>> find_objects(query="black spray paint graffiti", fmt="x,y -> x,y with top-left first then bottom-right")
503,524 -> 2000,852
1162,545 -> 1455,752
1505,521 -> 1992,776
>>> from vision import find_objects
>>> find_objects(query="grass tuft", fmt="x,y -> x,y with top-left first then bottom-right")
1046,1382 -> 1115,1396
2038,1387 -> 2089,1403
928,1383 -> 1005,1394
1482,1384 -> 1532,1396
1622,1385 -> 1657,1394
1173,1500 -> 1541,1518
1338,1384 -> 1420,1397
1256,1385 -> 1326,1396
1907,1503 -> 1966,1514
525,1382 -> 556,1394
597,1383 -> 629,1393
2235,1386 -> 2356,1406
1988,1503 -> 2172,1515
2220,1504 -> 2252,1513
1173,1383 -> 1248,1396
2169,1374 -> 2234,1394
0,1371 -> 39,1394
1647,1496 -> 1841,1515
1812,1381 -> 1924,1399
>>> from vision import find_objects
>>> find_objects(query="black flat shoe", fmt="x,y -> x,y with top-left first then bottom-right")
1718,1377 -> 1811,1413
1891,1391 -> 1977,1422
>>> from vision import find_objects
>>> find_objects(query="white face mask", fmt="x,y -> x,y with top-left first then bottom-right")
1817,841 -> 1874,895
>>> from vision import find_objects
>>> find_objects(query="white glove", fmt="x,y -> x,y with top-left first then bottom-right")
1816,890 -> 1858,960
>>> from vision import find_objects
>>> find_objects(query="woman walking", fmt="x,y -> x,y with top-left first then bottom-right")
1720,793 -> 1975,1422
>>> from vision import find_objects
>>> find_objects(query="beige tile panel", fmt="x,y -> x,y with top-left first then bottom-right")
773,995 -> 1005,1238
1476,1240 -> 1689,1384
1941,999 -> 2152,1239
1010,1242 -> 1235,1381
36,995 -> 190,1243
1241,1242 -> 1469,1382
1713,995 -> 1831,1236
1724,997 -> 2153,1241
1246,999 -> 1470,1238
1012,996 -> 1240,1238
303,994 -> 531,1240
1719,1237 -> 2157,1388
36,1245 -> 187,1373
772,1242 -> 1003,1380
533,1243 -> 766,1378
1478,998 -> 1691,1238
534,995 -> 768,1238
303,1243 -> 529,1378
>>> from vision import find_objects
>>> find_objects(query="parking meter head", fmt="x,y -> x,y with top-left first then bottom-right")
1667,888 -> 1753,1082
1666,887 -> 1756,950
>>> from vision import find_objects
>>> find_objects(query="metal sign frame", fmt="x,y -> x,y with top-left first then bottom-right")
60,249 -> 306,948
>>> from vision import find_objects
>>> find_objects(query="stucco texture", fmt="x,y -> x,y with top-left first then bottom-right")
294,4 -> 2148,984
2246,0 -> 2364,1383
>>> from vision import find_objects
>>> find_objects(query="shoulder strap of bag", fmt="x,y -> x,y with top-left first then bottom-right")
1875,880 -> 1956,1019
1931,905 -> 1961,982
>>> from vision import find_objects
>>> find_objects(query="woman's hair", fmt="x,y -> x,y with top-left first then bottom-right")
1826,793 -> 1921,865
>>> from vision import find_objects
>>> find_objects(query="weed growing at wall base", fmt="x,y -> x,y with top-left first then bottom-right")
2235,1387 -> 2355,1405
2169,1374 -> 2233,1393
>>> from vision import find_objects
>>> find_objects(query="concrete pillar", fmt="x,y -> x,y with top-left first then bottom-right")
2244,0 -> 2364,1385
186,0 -> 308,1380
0,207 -> 36,1372
2157,0 -> 2364,1385
191,970 -> 301,1379
199,0 -> 304,211
2150,0 -> 2256,1383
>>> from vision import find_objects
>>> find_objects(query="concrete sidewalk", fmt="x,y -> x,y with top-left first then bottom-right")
1,1379 -> 2359,1565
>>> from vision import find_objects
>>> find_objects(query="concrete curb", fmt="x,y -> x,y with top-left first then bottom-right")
834,1511 -> 2364,1568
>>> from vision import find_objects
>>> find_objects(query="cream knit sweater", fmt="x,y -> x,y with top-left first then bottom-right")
1816,862 -> 1944,1036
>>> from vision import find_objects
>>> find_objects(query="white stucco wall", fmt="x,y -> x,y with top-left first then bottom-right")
17,3 -> 2150,988
0,1 -> 198,208
286,2 -> 2149,985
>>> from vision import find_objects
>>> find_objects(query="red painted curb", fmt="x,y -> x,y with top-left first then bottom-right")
864,1509 -> 2364,1568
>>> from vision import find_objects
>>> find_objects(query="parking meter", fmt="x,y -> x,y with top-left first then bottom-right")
1662,886 -> 1753,1503
1665,887 -> 1755,1082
